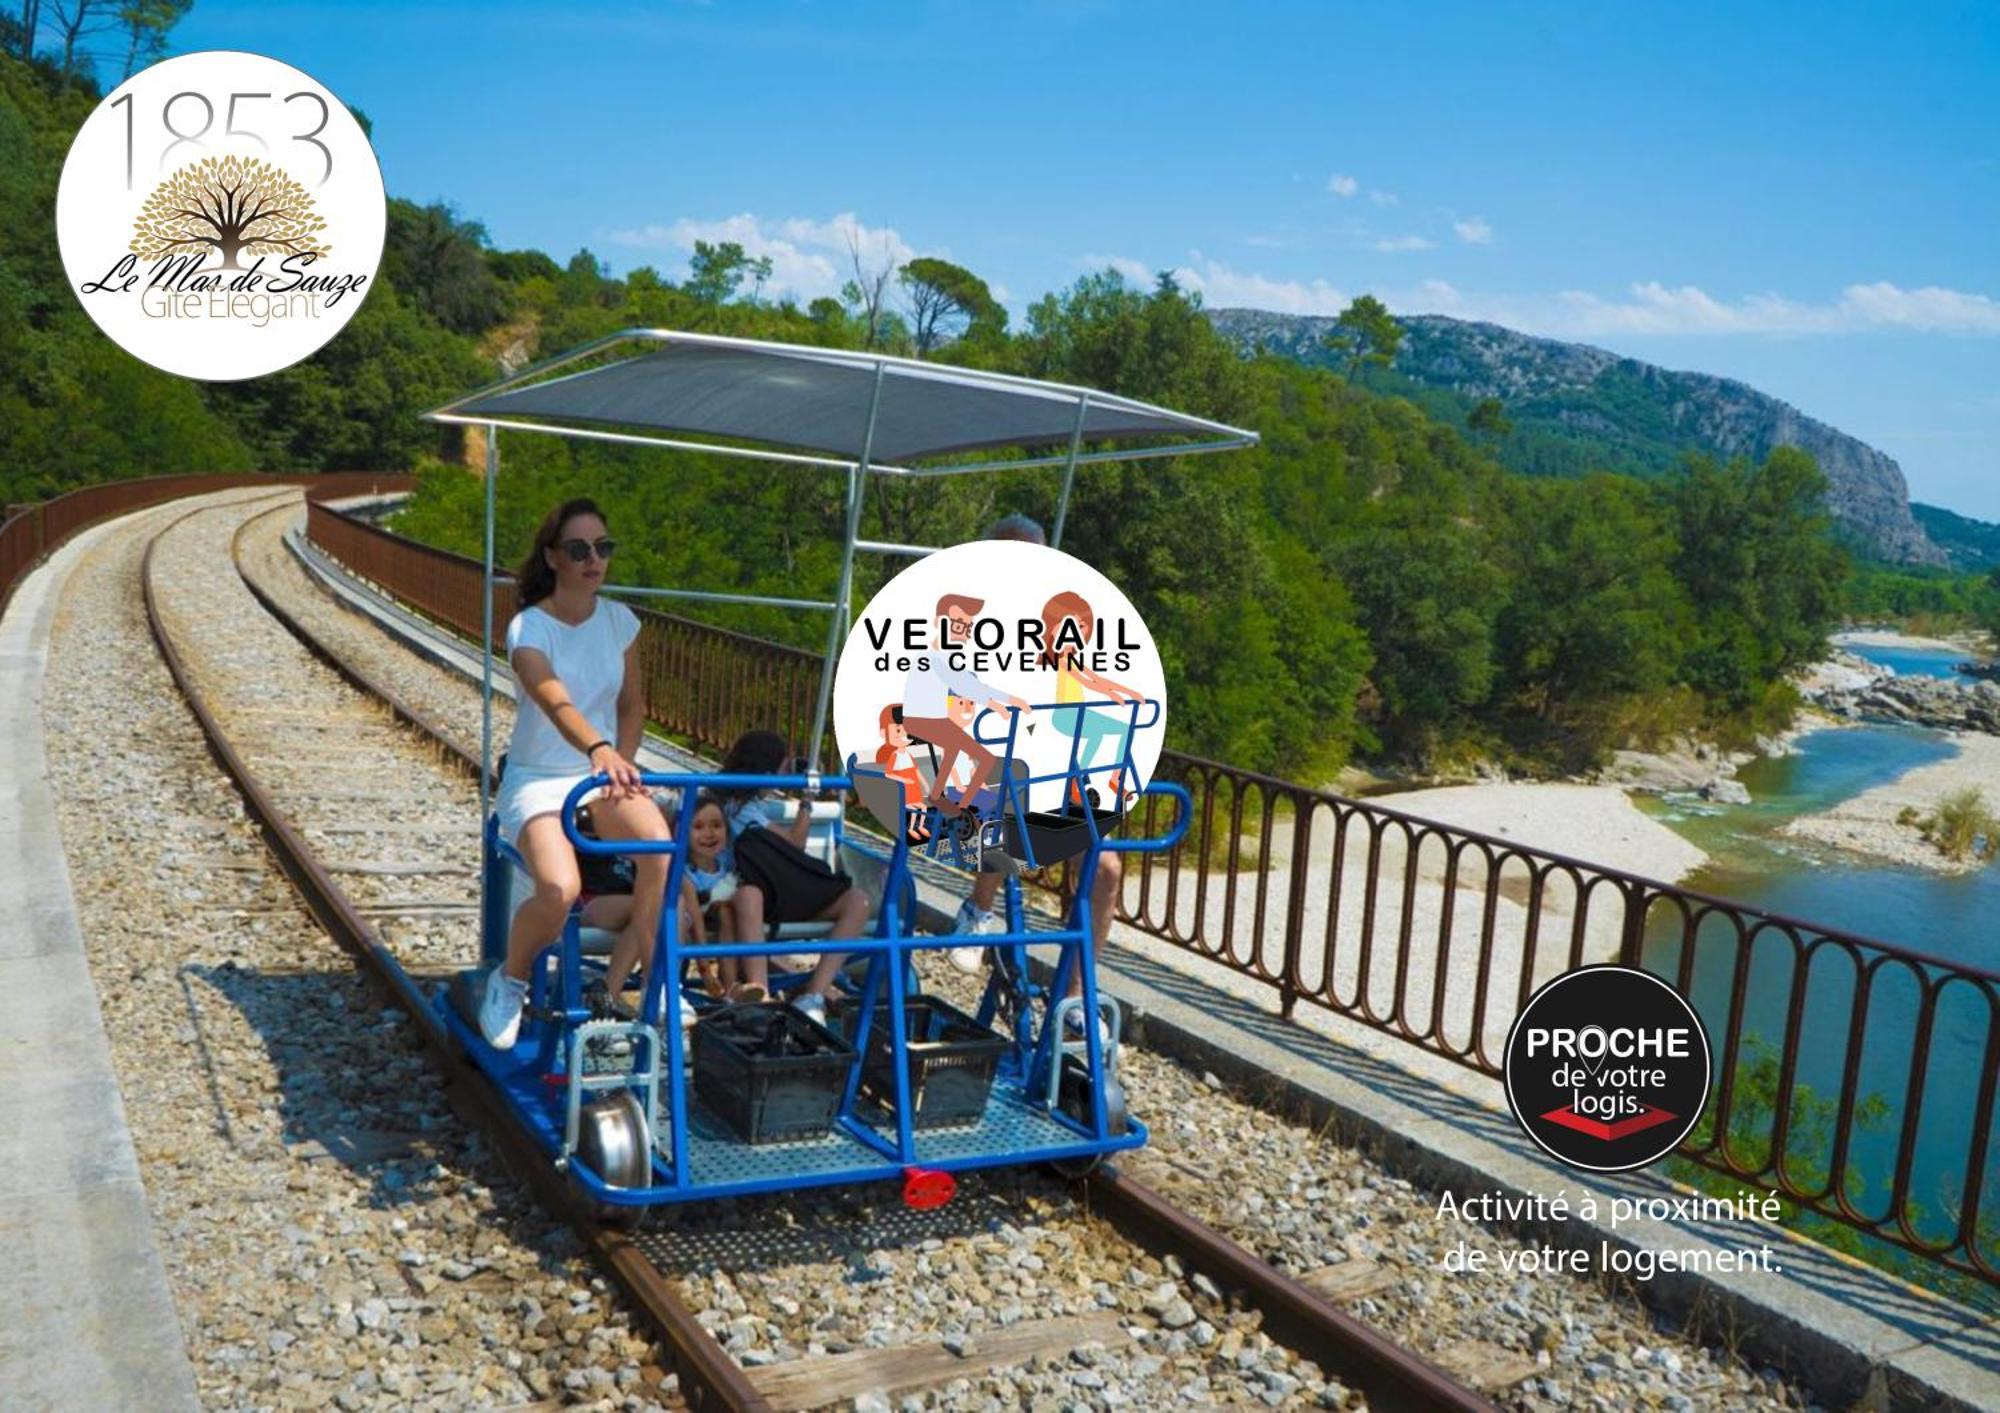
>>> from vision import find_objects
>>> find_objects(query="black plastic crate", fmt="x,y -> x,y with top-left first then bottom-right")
835,995 -> 1008,1130
693,1003 -> 855,1145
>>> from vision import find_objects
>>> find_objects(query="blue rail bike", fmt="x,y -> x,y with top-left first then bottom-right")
440,767 -> 1192,1211
420,329 -> 1254,1213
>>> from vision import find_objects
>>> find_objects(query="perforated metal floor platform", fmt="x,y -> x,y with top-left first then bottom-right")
662,1081 -> 1099,1187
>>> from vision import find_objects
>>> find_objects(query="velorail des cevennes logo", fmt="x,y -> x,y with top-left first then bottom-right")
56,51 -> 384,381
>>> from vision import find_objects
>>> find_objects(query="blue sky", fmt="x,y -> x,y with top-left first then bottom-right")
161,1 -> 1998,517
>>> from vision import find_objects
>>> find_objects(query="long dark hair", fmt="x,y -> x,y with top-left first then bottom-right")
516,497 -> 608,608
718,729 -> 790,801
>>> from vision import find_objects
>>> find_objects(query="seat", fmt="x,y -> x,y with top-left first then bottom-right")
761,799 -> 864,940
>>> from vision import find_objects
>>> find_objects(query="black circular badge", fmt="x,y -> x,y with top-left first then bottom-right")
1503,966 -> 1711,1172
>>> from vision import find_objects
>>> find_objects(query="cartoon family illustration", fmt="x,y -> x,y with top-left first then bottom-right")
873,588 -> 1149,849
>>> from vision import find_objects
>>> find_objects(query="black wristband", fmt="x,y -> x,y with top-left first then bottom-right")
585,739 -> 612,759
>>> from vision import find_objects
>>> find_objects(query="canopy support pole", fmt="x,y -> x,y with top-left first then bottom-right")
1051,393 -> 1090,548
807,363 -> 886,767
480,423 -> 499,966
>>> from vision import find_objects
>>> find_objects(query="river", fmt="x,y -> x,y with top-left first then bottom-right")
1634,642 -> 1996,1291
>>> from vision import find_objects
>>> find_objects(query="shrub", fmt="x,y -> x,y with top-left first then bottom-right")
1914,787 -> 2000,863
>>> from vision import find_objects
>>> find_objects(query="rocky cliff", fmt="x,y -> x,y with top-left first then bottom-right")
1208,308 -> 1947,567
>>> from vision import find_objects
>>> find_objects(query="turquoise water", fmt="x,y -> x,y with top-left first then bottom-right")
1640,724 -> 1973,944
1841,638 -> 1973,681
1637,725 -> 1998,1287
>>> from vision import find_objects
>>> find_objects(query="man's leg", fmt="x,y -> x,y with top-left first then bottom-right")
1069,851 -> 1124,999
907,716 -> 995,814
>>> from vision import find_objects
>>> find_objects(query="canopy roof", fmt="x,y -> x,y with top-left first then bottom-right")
425,330 -> 1256,469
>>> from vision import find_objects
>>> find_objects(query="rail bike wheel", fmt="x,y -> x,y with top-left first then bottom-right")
573,1090 -> 653,1225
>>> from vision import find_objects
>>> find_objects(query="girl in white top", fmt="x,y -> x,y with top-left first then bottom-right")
479,497 -> 673,1051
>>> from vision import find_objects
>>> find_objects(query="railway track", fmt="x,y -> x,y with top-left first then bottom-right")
136,491 -> 1494,1411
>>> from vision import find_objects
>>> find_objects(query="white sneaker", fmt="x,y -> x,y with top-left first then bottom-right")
478,970 -> 528,1050
788,991 -> 828,1026
949,901 -> 1001,974
1064,1007 -> 1112,1048
952,900 -> 1002,935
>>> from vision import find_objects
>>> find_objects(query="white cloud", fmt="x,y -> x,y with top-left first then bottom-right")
1080,256 -> 2000,341
1371,234 -> 1437,253
1453,217 -> 1494,245
1327,173 -> 1359,198
1368,188 -> 1398,205
1418,279 -> 2000,338
608,211 -> 916,303
1837,282 -> 2000,334
1080,252 -> 1159,288
1083,254 -> 1350,316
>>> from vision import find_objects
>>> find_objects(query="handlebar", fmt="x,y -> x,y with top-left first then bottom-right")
970,694 -> 1162,745
1106,781 -> 1192,854
559,770 -> 853,855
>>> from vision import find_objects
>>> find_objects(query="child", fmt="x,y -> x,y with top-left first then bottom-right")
575,799 -> 709,1023
683,792 -> 749,1000
874,704 -> 932,844
716,729 -> 868,1023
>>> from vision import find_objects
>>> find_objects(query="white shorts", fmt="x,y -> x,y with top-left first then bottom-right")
495,770 -> 602,849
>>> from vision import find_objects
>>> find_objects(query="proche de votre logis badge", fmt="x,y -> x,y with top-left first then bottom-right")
1503,965 -> 1712,1173
56,50 -> 385,381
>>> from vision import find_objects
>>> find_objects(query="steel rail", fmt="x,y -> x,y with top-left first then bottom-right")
242,498 -> 1498,1410
152,500 -> 771,1412
1087,1168 -> 1497,1413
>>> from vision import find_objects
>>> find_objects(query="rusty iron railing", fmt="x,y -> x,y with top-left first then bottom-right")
308,500 -> 1999,1291
0,472 -> 411,621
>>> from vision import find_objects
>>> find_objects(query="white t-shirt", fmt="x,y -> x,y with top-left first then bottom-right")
504,598 -> 641,776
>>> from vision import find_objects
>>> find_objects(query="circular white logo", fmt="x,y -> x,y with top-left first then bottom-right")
832,541 -> 1167,853
56,50 -> 385,381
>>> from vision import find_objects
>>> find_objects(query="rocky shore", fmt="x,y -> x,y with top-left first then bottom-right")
1798,649 -> 2000,734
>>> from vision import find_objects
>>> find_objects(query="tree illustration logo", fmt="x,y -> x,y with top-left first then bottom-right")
130,155 -> 332,272
55,50 -> 385,381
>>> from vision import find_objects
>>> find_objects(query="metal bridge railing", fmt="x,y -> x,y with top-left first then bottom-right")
306,499 -> 1999,1291
0,472 -> 410,620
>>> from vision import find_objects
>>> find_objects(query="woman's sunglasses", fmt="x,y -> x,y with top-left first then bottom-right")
559,537 -> 617,563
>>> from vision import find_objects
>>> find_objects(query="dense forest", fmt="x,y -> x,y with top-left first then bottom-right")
1,50 -> 1860,778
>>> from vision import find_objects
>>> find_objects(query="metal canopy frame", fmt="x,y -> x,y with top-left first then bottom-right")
420,327 -> 1260,792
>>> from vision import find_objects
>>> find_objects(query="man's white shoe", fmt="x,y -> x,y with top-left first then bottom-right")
952,900 -> 1003,935
478,969 -> 528,1050
948,899 -> 1002,973
1064,1006 -> 1112,1048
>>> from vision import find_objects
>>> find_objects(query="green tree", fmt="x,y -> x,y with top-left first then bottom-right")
1497,474 -> 1690,749
381,199 -> 507,334
685,240 -> 772,307
898,256 -> 1004,355
114,0 -> 184,79
1467,396 -> 1511,442
1337,523 -> 1501,756
1324,294 -> 1402,383
1981,567 -> 2000,642
1667,447 -> 1846,712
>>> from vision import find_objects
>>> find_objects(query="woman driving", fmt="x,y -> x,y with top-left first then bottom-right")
479,497 -> 672,1050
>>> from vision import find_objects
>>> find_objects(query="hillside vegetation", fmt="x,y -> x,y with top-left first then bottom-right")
0,53 -> 1848,779
1208,308 -> 1946,567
